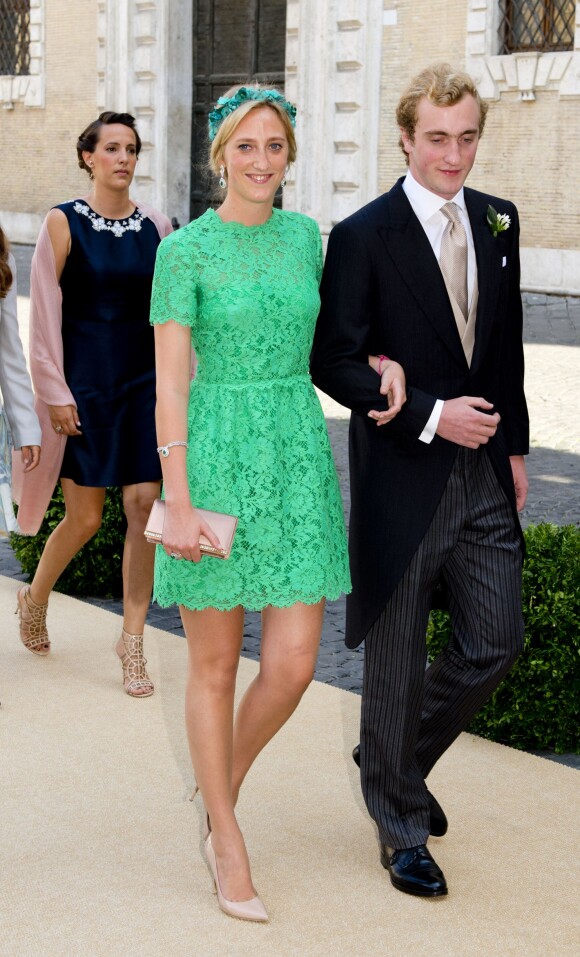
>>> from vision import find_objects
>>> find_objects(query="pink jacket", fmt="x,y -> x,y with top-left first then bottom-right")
12,200 -> 173,534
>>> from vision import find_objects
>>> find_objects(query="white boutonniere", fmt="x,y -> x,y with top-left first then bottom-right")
487,204 -> 511,237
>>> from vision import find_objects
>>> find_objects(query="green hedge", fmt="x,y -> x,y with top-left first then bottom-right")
427,523 -> 580,754
12,486 -> 126,598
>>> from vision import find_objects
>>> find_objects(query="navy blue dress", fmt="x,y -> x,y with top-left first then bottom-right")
58,200 -> 162,487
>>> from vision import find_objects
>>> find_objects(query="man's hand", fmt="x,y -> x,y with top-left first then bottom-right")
436,396 -> 500,448
510,455 -> 528,511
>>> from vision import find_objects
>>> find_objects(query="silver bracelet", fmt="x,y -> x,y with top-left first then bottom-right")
157,441 -> 188,458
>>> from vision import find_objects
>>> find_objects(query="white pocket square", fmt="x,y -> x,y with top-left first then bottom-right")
502,256 -> 507,267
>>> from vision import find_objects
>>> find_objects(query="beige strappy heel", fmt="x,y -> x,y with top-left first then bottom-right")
15,585 -> 50,655
117,629 -> 154,697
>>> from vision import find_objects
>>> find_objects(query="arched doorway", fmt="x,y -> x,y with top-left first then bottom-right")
190,0 -> 287,220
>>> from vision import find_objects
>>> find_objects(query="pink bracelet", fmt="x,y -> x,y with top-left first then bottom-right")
377,354 -> 390,375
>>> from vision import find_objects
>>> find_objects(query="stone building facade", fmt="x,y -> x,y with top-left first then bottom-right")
0,0 -> 98,241
1,0 -> 578,293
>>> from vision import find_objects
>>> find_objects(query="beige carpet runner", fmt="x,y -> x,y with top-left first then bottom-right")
1,574 -> 578,956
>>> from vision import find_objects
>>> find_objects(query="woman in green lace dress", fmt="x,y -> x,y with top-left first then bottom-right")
150,86 -> 405,922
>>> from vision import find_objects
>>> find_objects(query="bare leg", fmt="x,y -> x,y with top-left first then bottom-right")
29,479 -> 105,604
231,600 -> 325,805
113,481 -> 160,696
181,605 -> 258,903
119,481 -> 160,633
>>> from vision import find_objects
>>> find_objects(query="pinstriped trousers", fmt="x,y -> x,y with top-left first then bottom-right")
360,447 -> 524,850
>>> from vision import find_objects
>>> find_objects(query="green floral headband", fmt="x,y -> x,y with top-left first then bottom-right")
208,87 -> 297,141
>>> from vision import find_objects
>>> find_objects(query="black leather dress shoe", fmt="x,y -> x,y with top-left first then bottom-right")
352,745 -> 448,837
380,844 -> 448,897
427,790 -> 448,837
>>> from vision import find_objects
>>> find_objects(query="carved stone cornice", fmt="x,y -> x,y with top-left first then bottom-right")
466,0 -> 580,100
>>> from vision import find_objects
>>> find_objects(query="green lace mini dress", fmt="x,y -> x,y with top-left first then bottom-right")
149,207 -> 351,610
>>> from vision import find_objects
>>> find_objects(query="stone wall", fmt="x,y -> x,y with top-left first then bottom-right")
0,0 -> 98,242
285,0 -> 383,234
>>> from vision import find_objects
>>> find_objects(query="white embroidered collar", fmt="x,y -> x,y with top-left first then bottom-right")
73,201 -> 147,237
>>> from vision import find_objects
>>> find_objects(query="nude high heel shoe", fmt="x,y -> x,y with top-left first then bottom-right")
204,834 -> 268,923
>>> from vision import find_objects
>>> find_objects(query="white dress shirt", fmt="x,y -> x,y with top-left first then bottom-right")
402,171 -> 476,443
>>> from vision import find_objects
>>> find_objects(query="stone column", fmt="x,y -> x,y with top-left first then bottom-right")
285,0 -> 383,234
97,0 -> 192,224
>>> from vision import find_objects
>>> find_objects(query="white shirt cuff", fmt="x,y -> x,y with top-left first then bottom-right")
418,399 -> 444,444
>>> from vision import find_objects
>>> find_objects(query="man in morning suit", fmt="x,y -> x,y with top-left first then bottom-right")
310,64 -> 529,897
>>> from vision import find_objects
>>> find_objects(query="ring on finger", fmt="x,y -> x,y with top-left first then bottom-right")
169,551 -> 182,560
54,425 -> 64,434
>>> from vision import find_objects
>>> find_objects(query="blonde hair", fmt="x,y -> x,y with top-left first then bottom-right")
209,84 -> 297,176
396,63 -> 488,163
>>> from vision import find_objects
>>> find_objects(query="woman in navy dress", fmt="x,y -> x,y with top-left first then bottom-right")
16,112 -> 172,696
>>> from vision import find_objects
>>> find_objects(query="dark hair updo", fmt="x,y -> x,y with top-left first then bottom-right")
76,111 -> 142,177
0,225 -> 13,299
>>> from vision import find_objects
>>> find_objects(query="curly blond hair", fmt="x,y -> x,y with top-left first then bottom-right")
396,63 -> 488,163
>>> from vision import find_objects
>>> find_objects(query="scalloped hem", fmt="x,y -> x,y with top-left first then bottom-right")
153,585 -> 351,612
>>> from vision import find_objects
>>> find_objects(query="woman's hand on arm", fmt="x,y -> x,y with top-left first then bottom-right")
367,356 -> 407,426
154,321 -> 220,562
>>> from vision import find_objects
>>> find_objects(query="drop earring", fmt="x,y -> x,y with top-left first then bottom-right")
219,165 -> 227,189
281,168 -> 288,189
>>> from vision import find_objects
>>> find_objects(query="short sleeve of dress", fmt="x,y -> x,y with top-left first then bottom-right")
149,233 -> 197,329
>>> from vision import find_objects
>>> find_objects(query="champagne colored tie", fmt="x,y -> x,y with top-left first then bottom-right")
440,202 -> 468,320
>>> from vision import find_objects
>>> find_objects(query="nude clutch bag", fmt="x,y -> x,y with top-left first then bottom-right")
144,498 -> 238,560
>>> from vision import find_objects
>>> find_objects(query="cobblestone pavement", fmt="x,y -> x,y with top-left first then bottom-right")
3,248 -> 578,767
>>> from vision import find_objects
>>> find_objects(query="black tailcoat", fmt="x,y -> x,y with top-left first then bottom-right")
311,178 -> 529,648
